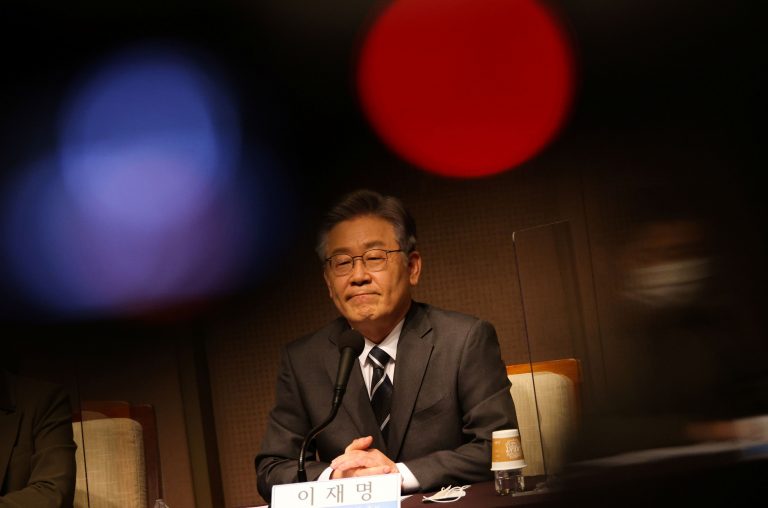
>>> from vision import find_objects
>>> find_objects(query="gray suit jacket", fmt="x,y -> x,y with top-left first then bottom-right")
0,371 -> 76,508
255,302 -> 517,500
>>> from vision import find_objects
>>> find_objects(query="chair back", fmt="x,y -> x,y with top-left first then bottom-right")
507,358 -> 581,476
72,401 -> 162,508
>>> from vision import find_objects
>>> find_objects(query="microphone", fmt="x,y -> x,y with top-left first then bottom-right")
297,329 -> 364,483
333,329 -> 365,408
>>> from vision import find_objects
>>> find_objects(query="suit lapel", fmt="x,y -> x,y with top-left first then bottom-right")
388,304 -> 433,460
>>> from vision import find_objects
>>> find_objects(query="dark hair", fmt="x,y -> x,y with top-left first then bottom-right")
316,189 -> 417,260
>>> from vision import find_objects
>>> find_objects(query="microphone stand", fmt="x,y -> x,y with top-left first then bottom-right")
297,329 -> 362,483
297,388 -> 346,483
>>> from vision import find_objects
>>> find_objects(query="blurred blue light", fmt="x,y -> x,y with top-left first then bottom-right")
4,159 -> 88,311
1,44 -> 279,316
4,154 -> 258,314
59,46 -> 239,230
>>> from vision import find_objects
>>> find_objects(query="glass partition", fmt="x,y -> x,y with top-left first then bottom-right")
511,220 -> 597,481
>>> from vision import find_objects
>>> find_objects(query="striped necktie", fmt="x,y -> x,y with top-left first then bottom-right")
368,346 -> 393,440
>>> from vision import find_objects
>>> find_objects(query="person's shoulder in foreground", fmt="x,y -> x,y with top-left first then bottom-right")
0,369 -> 77,508
255,189 -> 517,501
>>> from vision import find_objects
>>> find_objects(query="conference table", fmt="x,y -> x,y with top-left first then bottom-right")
403,439 -> 768,507
401,477 -> 554,507
252,477 -> 555,508
253,439 -> 768,507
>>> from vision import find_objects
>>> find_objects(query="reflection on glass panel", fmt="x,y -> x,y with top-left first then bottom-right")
513,221 -> 591,365
511,221 -> 594,480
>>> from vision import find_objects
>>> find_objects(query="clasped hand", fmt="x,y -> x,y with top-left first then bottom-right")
330,436 -> 399,479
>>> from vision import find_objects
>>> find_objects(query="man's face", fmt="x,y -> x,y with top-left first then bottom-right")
323,215 -> 421,340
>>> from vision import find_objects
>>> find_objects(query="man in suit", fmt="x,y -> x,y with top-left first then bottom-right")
256,189 -> 517,500
0,369 -> 76,507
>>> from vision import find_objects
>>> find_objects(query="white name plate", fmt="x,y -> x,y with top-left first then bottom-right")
271,473 -> 401,508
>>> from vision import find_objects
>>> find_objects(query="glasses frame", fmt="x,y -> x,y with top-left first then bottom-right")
324,248 -> 404,276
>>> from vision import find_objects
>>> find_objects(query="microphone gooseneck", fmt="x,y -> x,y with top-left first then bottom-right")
297,329 -> 364,483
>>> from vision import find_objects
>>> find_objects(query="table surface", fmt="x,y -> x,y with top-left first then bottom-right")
400,442 -> 768,507
402,477 -> 555,507
249,441 -> 768,508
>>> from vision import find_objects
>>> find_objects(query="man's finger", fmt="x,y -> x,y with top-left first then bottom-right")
332,454 -> 380,471
344,435 -> 373,453
332,464 -> 391,480
351,465 -> 391,477
331,450 -> 367,469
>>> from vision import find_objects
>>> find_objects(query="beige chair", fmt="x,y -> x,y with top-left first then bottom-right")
72,401 -> 162,508
507,359 -> 581,477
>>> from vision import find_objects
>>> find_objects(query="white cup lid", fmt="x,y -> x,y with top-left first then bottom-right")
492,429 -> 520,439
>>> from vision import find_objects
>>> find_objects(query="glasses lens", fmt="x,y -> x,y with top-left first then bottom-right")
363,250 -> 388,272
331,255 -> 353,274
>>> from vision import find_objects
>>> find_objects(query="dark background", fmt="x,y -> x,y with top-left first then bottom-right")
1,1 -> 764,506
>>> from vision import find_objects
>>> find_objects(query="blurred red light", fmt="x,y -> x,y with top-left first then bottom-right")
358,0 -> 575,178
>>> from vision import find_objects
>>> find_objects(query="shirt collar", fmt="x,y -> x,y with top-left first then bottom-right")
359,318 -> 404,363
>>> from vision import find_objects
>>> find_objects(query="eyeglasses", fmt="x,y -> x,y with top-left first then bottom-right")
325,248 -> 403,276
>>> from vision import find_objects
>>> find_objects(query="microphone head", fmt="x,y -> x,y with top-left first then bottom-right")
337,329 -> 364,356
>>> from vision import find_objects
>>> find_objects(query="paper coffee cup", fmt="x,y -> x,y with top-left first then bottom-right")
491,429 -> 526,470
